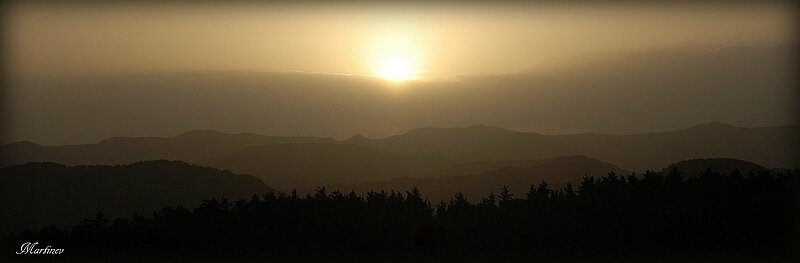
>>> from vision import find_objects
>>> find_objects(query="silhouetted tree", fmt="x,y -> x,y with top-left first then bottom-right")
5,168 -> 797,260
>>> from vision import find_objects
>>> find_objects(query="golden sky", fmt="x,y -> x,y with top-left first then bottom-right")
2,2 -> 797,145
6,2 -> 795,79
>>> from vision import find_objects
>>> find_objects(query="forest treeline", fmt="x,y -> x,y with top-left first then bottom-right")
4,168 -> 799,259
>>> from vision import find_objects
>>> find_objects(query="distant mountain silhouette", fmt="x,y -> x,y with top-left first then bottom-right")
2,123 -> 797,190
437,158 -> 551,177
326,155 -> 628,201
0,160 -> 275,233
345,122 -> 799,171
0,130 -> 334,167
197,143 -> 455,188
661,158 -> 770,176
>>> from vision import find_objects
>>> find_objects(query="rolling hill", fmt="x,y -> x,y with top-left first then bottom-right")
660,158 -> 770,176
324,155 -> 629,202
0,160 -> 276,233
437,158 -> 551,177
0,130 -> 334,167
345,122 -> 800,171
197,143 -> 455,188
2,123 -> 796,191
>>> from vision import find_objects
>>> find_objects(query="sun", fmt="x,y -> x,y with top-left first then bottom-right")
378,52 -> 415,81
371,34 -> 422,82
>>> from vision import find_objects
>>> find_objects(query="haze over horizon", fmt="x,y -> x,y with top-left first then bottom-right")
3,121 -> 796,147
2,1 -> 797,145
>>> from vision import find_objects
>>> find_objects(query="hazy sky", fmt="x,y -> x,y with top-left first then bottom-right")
2,2 -> 797,145
6,2 -> 795,78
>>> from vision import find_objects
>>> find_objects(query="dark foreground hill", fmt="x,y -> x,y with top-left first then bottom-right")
324,156 -> 628,201
5,168 -> 797,261
198,143 -> 455,188
661,158 -> 770,176
0,130 -> 334,167
345,122 -> 800,171
0,160 -> 275,233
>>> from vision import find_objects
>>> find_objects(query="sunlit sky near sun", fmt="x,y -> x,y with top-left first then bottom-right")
5,2 -> 795,80
371,33 -> 423,81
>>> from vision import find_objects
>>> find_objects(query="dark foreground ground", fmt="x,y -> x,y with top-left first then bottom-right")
3,168 -> 799,262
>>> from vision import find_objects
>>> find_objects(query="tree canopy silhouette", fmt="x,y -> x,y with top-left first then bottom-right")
3,168 -> 798,260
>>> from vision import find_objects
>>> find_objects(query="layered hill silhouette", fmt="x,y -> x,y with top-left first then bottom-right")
661,157 -> 770,176
0,130 -> 334,167
197,143 -> 454,188
1,122 -> 797,190
0,160 -> 275,233
324,155 -> 629,202
345,122 -> 799,171
437,158 -> 551,177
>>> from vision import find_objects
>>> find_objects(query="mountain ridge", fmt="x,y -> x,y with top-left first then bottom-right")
0,130 -> 336,167
319,155 -> 630,202
344,122 -> 799,171
197,143 -> 455,189
2,122 -> 798,172
0,160 -> 276,233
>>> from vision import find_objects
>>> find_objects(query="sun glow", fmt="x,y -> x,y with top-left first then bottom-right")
371,34 -> 422,82
378,52 -> 415,81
